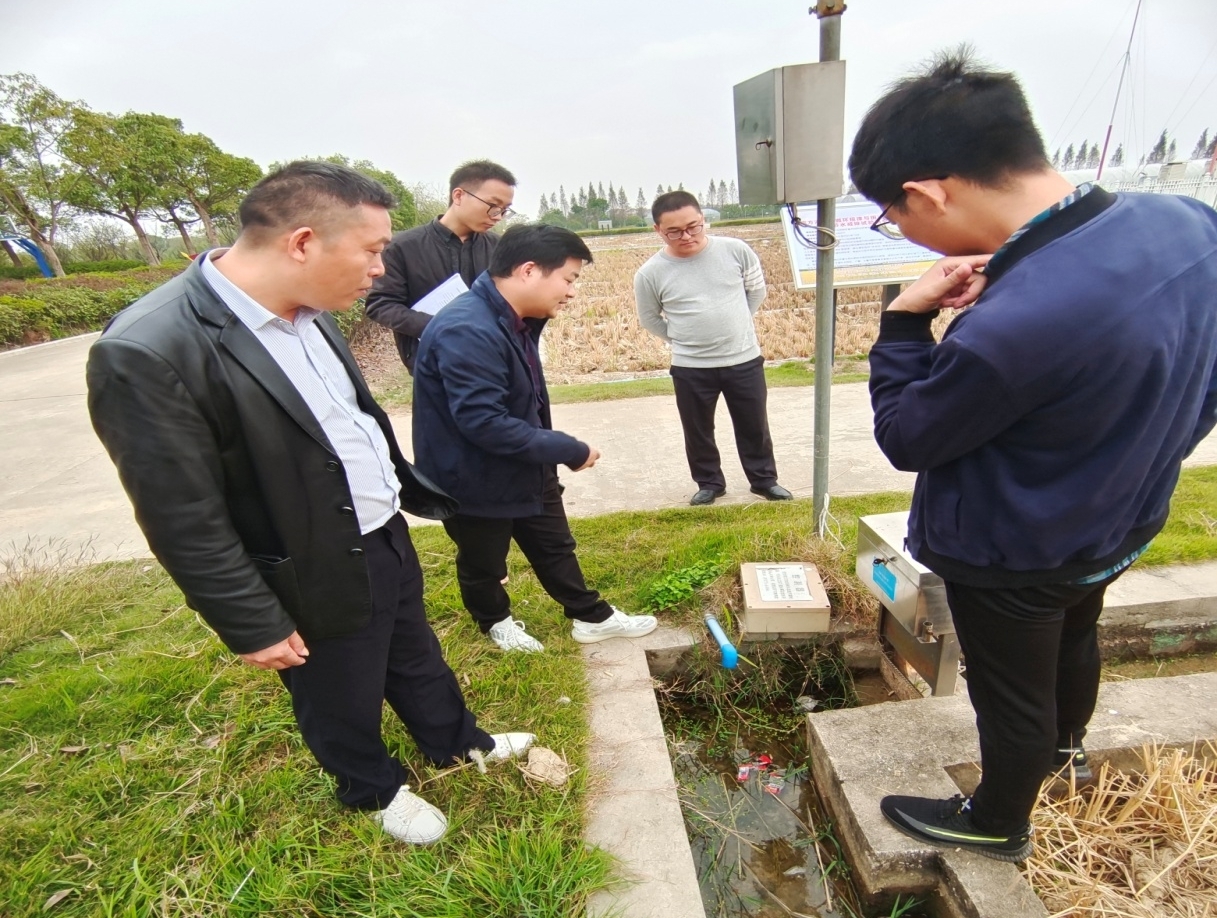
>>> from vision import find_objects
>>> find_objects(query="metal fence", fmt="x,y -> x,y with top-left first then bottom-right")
1104,178 -> 1217,208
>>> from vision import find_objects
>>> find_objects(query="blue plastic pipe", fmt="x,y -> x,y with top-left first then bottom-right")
704,614 -> 738,669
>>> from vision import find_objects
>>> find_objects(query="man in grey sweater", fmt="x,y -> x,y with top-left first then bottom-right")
634,191 -> 792,505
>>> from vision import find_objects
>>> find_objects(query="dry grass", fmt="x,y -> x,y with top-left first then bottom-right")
548,224 -> 912,381
353,224 -> 955,386
1024,744 -> 1217,918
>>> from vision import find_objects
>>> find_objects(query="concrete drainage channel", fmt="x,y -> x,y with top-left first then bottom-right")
581,560 -> 1217,918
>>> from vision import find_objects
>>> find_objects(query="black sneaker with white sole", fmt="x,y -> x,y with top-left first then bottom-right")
880,794 -> 1033,863
1052,746 -> 1094,783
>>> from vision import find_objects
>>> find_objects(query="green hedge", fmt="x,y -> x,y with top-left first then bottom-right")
0,261 -> 372,348
0,281 -> 162,346
0,258 -> 149,280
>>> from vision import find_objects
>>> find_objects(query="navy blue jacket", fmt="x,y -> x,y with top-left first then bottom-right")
869,190 -> 1217,586
412,273 -> 591,518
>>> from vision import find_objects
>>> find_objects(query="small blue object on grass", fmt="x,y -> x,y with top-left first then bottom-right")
704,614 -> 738,669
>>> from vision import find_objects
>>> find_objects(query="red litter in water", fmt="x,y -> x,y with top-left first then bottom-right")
763,772 -> 786,796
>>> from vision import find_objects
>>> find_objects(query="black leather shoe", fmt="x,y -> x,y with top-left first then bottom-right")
750,484 -> 793,501
690,488 -> 726,506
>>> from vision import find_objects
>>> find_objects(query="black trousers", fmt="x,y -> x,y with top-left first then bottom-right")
278,513 -> 491,810
670,356 -> 778,492
441,475 -> 613,632
944,571 -> 1122,834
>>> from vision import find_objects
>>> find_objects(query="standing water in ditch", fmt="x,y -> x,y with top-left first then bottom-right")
656,643 -> 927,918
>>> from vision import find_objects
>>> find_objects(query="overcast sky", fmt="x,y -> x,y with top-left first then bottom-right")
4,0 -> 1215,216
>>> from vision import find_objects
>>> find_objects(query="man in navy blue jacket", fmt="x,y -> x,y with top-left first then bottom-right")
850,51 -> 1217,862
412,224 -> 657,653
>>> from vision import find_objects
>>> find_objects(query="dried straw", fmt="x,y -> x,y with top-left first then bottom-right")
1022,744 -> 1217,918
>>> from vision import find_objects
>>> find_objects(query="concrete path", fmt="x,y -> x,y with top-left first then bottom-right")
2,332 -> 1215,563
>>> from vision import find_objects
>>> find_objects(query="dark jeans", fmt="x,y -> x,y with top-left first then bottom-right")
670,356 -> 778,491
944,571 -> 1123,834
441,475 -> 613,632
278,513 -> 491,810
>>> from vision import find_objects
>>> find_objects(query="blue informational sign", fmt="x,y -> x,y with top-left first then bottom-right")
781,200 -> 938,290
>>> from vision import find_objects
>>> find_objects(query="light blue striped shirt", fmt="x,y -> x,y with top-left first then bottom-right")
201,251 -> 400,534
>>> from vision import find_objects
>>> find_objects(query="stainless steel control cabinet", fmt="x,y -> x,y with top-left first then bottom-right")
733,61 -> 846,205
856,511 -> 961,696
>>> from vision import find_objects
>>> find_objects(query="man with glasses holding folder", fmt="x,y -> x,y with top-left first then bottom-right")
366,160 -> 516,374
634,190 -> 792,506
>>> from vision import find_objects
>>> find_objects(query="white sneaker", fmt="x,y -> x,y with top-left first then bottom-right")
486,732 -> 536,763
571,606 -> 658,644
467,732 -> 536,773
373,785 -> 447,845
487,617 -> 544,653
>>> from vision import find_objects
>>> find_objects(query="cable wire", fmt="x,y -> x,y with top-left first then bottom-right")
785,203 -> 837,251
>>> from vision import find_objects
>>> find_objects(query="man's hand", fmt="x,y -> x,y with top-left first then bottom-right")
888,255 -> 992,314
239,631 -> 310,670
573,447 -> 601,472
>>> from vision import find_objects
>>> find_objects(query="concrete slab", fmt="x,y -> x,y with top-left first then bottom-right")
1101,561 -> 1217,658
806,672 -> 1217,918
584,627 -> 706,918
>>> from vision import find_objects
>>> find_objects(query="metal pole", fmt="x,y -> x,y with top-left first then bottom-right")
1096,0 -> 1142,182
812,2 -> 842,535
881,283 -> 901,310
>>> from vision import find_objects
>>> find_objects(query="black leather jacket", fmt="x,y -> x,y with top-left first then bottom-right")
87,257 -> 456,653
363,218 -> 499,372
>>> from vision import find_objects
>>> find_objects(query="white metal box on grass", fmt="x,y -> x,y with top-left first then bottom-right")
740,562 -> 831,640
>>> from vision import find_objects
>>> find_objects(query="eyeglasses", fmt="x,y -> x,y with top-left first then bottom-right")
870,176 -> 949,241
459,187 -> 514,219
662,223 -> 705,241
870,198 -> 907,240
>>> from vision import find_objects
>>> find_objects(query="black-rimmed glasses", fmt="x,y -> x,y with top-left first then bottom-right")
662,223 -> 705,241
870,198 -> 906,240
870,176 -> 949,241
459,187 -> 514,219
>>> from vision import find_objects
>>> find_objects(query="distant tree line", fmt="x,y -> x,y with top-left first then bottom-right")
1052,129 -> 1216,173
0,73 -> 419,276
535,177 -> 777,229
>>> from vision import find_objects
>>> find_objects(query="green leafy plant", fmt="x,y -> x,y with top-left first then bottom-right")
642,555 -> 729,613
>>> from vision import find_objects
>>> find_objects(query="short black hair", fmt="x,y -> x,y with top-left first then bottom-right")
848,47 -> 1050,207
449,159 -> 517,202
238,161 -> 396,242
489,224 -> 593,278
651,191 -> 701,224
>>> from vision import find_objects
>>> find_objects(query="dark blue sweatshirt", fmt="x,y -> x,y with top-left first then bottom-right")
412,273 -> 591,518
869,189 -> 1217,586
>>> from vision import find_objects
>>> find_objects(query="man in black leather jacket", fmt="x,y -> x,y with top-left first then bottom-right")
364,160 -> 516,373
87,162 -> 532,846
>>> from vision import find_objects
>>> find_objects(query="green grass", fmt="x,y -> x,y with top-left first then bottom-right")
0,543 -> 610,917
1,471 -> 1213,915
1139,465 -> 1217,565
370,357 -> 871,411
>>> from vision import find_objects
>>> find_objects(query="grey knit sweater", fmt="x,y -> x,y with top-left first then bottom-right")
633,236 -> 767,368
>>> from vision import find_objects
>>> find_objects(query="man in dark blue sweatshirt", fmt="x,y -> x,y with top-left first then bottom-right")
411,225 -> 658,654
850,50 -> 1217,862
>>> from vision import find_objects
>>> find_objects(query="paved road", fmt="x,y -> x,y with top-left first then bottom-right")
2,332 -> 1214,563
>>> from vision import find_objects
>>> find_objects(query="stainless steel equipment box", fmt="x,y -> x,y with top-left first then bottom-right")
733,61 -> 846,205
856,511 -> 960,696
